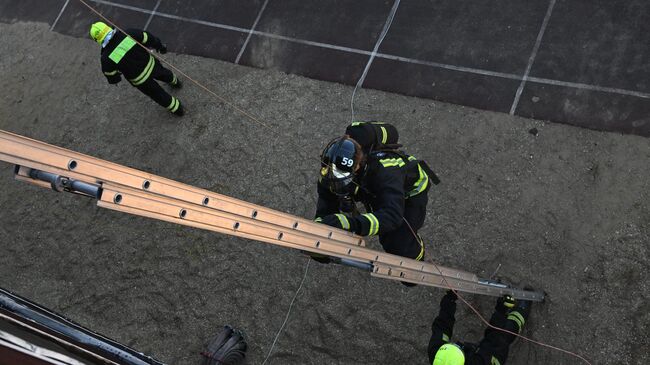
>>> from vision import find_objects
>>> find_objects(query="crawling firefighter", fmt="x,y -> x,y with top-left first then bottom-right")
429,290 -> 533,365
89,22 -> 184,116
314,122 -> 440,280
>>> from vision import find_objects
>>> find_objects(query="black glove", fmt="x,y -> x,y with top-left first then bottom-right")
496,294 -> 516,312
440,290 -> 458,313
106,73 -> 122,85
338,195 -> 356,214
444,289 -> 458,301
316,214 -> 356,232
158,44 -> 168,54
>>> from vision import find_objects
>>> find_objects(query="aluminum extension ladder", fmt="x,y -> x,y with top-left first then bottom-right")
0,130 -> 544,301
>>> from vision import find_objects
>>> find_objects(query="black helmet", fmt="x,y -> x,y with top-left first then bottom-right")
320,137 -> 361,196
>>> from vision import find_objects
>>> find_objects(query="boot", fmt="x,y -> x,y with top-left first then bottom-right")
169,74 -> 182,89
172,103 -> 184,117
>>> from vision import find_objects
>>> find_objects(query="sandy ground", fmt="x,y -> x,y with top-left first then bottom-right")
0,22 -> 648,365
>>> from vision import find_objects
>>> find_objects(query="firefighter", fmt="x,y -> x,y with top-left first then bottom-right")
89,22 -> 184,116
429,290 -> 533,365
314,122 -> 439,278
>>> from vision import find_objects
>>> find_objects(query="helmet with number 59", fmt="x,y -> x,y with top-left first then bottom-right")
320,136 -> 364,196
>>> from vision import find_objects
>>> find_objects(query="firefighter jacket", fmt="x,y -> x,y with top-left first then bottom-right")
100,28 -> 165,85
315,150 -> 431,237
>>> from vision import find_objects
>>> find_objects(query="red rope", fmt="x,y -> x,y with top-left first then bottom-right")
75,1 -> 592,363
402,218 -> 592,364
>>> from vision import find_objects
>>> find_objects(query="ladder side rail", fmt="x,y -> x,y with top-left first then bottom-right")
101,187 -> 479,283
0,133 -> 364,246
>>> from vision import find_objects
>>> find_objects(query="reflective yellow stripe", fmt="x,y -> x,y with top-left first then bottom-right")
380,126 -> 387,144
314,217 -> 323,223
130,55 -> 155,85
362,213 -> 379,235
491,356 -> 502,365
334,214 -> 350,230
108,36 -> 136,64
142,31 -> 148,44
507,311 -> 525,331
103,70 -> 119,76
407,163 -> 429,197
415,236 -> 425,260
167,97 -> 176,110
442,333 -> 450,342
167,97 -> 180,112
379,158 -> 405,168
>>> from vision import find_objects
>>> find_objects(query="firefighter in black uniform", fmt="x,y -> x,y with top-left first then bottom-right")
89,22 -> 184,116
428,290 -> 533,365
314,122 -> 439,269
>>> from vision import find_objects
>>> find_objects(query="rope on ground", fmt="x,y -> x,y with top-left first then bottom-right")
261,258 -> 311,365
402,218 -> 593,365
75,1 -> 592,363
350,0 -> 401,122
76,0 -> 327,168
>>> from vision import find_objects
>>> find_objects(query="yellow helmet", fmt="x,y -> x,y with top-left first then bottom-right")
433,343 -> 465,365
89,22 -> 112,44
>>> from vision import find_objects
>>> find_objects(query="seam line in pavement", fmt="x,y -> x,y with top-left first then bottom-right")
143,0 -> 161,31
51,0 -> 70,31
85,0 -> 650,100
510,0 -> 557,114
235,0 -> 270,64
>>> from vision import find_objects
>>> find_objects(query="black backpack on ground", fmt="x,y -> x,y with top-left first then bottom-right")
201,325 -> 247,365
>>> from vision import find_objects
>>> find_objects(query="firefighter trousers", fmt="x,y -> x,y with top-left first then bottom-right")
378,189 -> 428,260
478,309 -> 521,364
134,60 -> 181,113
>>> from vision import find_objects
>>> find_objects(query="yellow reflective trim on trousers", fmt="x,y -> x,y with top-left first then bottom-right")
334,214 -> 350,230
379,158 -> 405,168
407,163 -> 429,197
130,55 -> 155,85
491,356 -> 502,365
103,70 -> 119,76
380,126 -> 387,144
508,311 -> 525,329
442,333 -> 450,342
108,36 -> 136,64
142,31 -> 148,44
507,315 -> 523,331
362,213 -> 379,235
167,97 -> 180,112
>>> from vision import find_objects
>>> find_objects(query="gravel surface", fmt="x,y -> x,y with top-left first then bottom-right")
0,22 -> 648,365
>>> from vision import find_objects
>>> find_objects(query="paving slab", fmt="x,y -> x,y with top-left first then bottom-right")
0,0 -> 65,25
378,0 -> 551,74
529,0 -> 650,93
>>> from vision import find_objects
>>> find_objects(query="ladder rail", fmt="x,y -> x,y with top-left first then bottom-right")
0,132 -> 364,247
0,130 -> 545,301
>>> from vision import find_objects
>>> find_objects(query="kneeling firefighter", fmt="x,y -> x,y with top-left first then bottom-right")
314,121 -> 440,271
89,22 -> 184,116
429,290 -> 533,365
